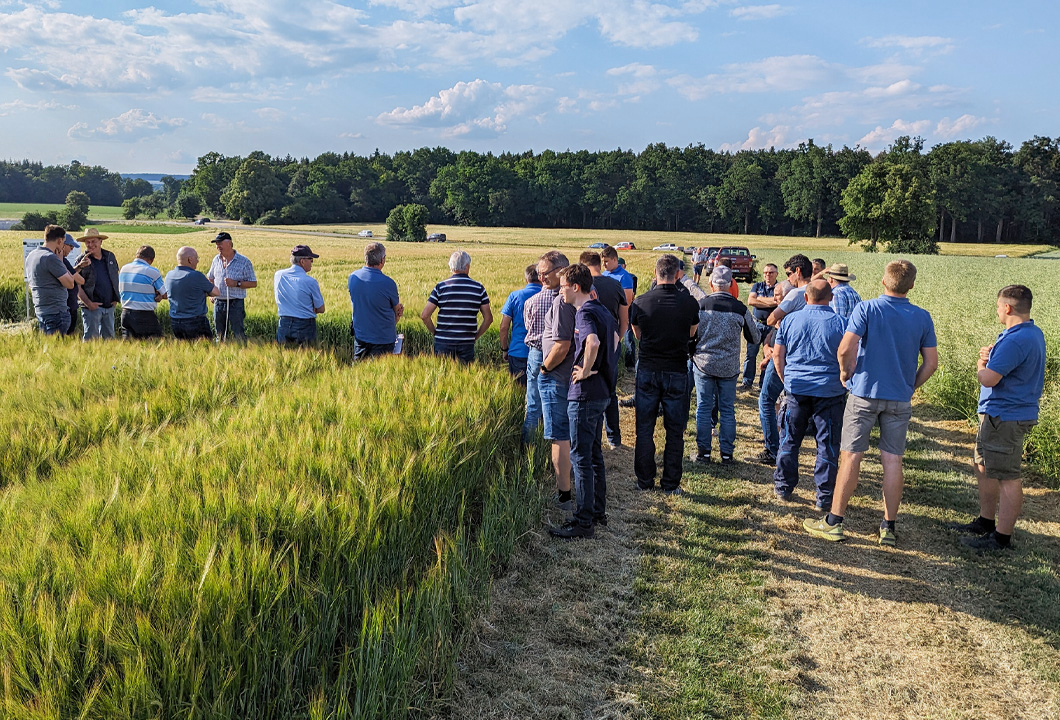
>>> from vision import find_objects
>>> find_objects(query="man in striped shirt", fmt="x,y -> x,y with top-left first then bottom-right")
118,245 -> 167,339
421,251 -> 492,364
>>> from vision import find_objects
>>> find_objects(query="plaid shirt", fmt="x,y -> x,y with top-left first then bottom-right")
830,283 -> 862,320
523,287 -> 558,350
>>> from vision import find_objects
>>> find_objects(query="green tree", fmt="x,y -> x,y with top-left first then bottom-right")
122,178 -> 154,199
716,158 -> 765,234
222,158 -> 285,223
385,205 -> 406,241
174,192 -> 201,220
57,190 -> 90,230
840,162 -> 937,253
781,140 -> 832,237
402,203 -> 429,242
121,197 -> 140,220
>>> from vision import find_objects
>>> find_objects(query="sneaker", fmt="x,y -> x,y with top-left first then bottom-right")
815,500 -> 832,512
690,447 -> 711,463
947,517 -> 993,535
606,440 -> 622,450
552,493 -> 573,512
663,487 -> 684,496
636,482 -> 655,492
593,514 -> 608,527
878,527 -> 897,547
961,533 -> 1008,552
804,516 -> 845,541
739,382 -> 754,392
719,454 -> 735,465
751,450 -> 777,465
619,397 -> 636,408
549,521 -> 595,539
774,489 -> 793,502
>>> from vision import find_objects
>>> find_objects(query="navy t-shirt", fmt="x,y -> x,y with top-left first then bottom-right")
165,266 -> 215,319
979,320 -> 1046,421
569,299 -> 616,402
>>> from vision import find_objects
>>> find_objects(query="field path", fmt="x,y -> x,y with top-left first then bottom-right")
439,387 -> 1060,718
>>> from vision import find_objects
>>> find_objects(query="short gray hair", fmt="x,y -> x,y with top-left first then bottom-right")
365,242 -> 386,266
449,250 -> 471,273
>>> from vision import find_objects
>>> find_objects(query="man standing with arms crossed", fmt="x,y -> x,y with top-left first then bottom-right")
206,231 -> 257,342
550,263 -> 617,539
165,246 -> 220,340
742,262 -> 779,391
805,260 -> 938,546
951,285 -> 1045,551
348,242 -> 403,359
25,224 -> 78,335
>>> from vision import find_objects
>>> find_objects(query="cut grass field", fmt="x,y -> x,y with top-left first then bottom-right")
0,202 -> 125,221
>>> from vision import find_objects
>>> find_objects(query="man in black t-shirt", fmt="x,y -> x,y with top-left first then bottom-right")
581,251 -> 627,449
629,255 -> 700,494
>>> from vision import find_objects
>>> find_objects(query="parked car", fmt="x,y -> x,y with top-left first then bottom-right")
615,241 -> 636,250
652,243 -> 680,251
588,242 -> 607,249
193,217 -> 210,225
357,229 -> 373,238
704,247 -> 721,271
428,233 -> 447,242
715,246 -> 758,281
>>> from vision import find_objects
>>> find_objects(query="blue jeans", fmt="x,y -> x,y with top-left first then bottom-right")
539,370 -> 571,442
773,392 -> 845,508
354,339 -> 395,359
81,305 -> 115,340
758,360 -> 784,457
434,339 -> 475,364
171,315 -> 213,340
214,299 -> 246,341
694,369 -> 737,456
568,398 -> 609,528
37,311 -> 71,336
634,369 -> 690,491
507,354 -> 528,387
277,316 -> 317,345
742,322 -> 769,385
523,348 -> 544,442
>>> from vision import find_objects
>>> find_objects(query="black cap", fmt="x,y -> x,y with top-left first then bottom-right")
212,231 -> 232,244
292,244 -> 319,258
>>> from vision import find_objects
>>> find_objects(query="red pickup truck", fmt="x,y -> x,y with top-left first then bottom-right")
714,246 -> 757,282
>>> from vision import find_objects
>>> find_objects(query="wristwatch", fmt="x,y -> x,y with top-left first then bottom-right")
236,280 -> 241,288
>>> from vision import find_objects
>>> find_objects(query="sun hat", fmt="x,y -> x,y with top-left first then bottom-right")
76,227 -> 108,242
291,244 -> 319,258
823,263 -> 856,282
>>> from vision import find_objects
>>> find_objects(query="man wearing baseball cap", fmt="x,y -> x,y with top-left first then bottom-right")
206,231 -> 257,341
822,263 -> 862,320
274,245 -> 325,346
58,233 -> 86,336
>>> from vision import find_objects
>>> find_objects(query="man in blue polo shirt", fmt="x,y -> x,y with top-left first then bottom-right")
805,259 -> 938,547
951,285 -> 1046,551
602,246 -> 635,367
773,280 -> 847,510
499,264 -> 542,385
165,246 -> 219,340
549,263 -> 616,539
118,245 -> 167,339
274,245 -> 325,346
348,242 -> 403,359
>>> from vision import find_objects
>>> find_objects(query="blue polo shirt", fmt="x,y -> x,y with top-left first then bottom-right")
603,266 -> 634,292
348,266 -> 400,344
978,320 -> 1046,421
500,282 -> 542,359
846,294 -> 937,402
274,264 -> 324,319
775,305 -> 847,397
164,266 -> 215,319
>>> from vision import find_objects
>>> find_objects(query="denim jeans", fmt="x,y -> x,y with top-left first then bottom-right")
171,315 -> 214,340
634,369 -> 690,491
214,299 -> 246,342
604,360 -> 621,445
121,309 -> 162,339
623,328 -> 637,368
37,311 -> 71,336
523,347 -> 544,442
354,339 -> 396,359
434,339 -> 475,364
773,392 -> 845,508
507,354 -> 528,387
277,316 -> 317,345
758,359 -> 784,457
539,370 -> 571,442
694,369 -> 738,456
568,397 -> 610,528
81,305 -> 116,340
742,322 -> 769,385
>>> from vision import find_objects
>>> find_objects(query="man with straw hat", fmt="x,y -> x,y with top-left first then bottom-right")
822,262 -> 862,320
74,227 -> 120,340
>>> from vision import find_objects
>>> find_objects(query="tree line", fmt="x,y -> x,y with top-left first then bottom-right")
4,135 -> 1060,249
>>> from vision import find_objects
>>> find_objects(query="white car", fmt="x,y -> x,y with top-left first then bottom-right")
652,243 -> 679,251
357,230 -> 373,238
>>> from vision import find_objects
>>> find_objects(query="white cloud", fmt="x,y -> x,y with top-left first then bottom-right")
376,79 -> 552,137
857,118 -> 932,149
720,125 -> 792,151
339,131 -> 364,139
935,114 -> 987,139
607,62 -> 661,96
669,55 -> 840,100
0,98 -> 76,116
730,4 -> 790,21
67,109 -> 187,141
863,35 -> 955,55
254,107 -> 285,121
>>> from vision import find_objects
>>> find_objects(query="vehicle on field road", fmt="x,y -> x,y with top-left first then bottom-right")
588,242 -> 607,249
428,233 -> 447,242
358,230 -> 373,238
615,241 -> 636,250
653,243 -> 680,251
715,246 -> 758,281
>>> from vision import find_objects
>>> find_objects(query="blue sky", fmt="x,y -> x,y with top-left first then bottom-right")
0,0 -> 1056,173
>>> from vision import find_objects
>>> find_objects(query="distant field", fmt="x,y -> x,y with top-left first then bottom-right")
0,202 -> 124,221
91,223 -> 203,235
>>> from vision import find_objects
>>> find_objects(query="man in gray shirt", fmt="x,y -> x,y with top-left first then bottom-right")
24,224 -> 78,335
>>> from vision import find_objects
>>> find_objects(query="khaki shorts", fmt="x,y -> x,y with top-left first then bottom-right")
974,414 -> 1035,481
841,394 -> 913,456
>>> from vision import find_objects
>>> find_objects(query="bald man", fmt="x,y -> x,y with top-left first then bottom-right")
164,246 -> 219,340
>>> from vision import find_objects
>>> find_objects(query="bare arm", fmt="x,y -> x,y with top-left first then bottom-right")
766,307 -> 787,327
475,304 -> 493,340
914,346 -> 939,390
977,344 -> 1002,387
748,292 -> 778,310
224,278 -> 258,289
773,343 -> 787,383
499,314 -> 513,353
632,325 -> 642,340
541,340 -> 571,372
209,286 -> 221,298
623,288 -> 634,306
77,286 -> 98,310
57,272 -> 75,290
838,331 -> 861,384
420,301 -> 438,335
572,333 -> 601,382
617,303 -> 629,346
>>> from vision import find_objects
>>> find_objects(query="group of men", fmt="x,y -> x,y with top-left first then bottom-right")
24,227 -> 1045,551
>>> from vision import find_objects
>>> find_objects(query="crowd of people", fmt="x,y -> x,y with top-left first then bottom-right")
23,224 -> 1045,552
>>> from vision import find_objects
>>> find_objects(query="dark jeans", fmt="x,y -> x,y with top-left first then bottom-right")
624,329 -> 637,368
773,392 -> 845,508
121,309 -> 162,339
171,315 -> 213,340
214,299 -> 246,341
758,359 -> 784,456
64,306 -> 80,337
634,369 -> 690,491
604,360 -> 621,445
277,316 -> 317,346
742,322 -> 769,385
569,397 -> 610,528
507,354 -> 528,386
434,339 -> 475,364
37,311 -> 71,336
354,339 -> 396,359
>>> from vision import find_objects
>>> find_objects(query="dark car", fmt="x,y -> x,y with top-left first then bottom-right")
428,233 -> 447,242
588,242 -> 607,249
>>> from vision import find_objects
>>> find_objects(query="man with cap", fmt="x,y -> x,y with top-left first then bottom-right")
348,241 -> 403,359
822,263 -> 862,320
274,245 -> 325,346
58,233 -> 87,336
24,224 -> 78,335
118,245 -> 167,339
206,231 -> 257,341
75,228 -> 120,340
165,246 -> 220,340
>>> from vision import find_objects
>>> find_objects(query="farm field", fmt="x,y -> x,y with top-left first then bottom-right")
2,226 -> 1059,717
0,202 -> 125,221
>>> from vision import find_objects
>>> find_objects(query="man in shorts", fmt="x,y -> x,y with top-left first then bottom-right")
804,260 -> 938,546
951,285 -> 1045,551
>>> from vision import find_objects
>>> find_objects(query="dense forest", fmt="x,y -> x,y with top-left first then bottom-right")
4,134 -> 1060,248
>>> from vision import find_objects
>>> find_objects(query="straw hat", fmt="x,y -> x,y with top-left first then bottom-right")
823,262 -> 856,282
76,227 -> 108,242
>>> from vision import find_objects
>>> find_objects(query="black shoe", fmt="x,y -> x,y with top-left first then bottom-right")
774,490 -> 793,502
948,517 -> 994,535
549,521 -> 595,539
960,532 -> 1008,552
751,450 -> 777,465
720,454 -> 735,465
636,482 -> 656,491
690,446 -> 711,463
619,397 -> 636,408
593,514 -> 608,527
815,500 -> 832,512
663,487 -> 684,496
739,383 -> 754,392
